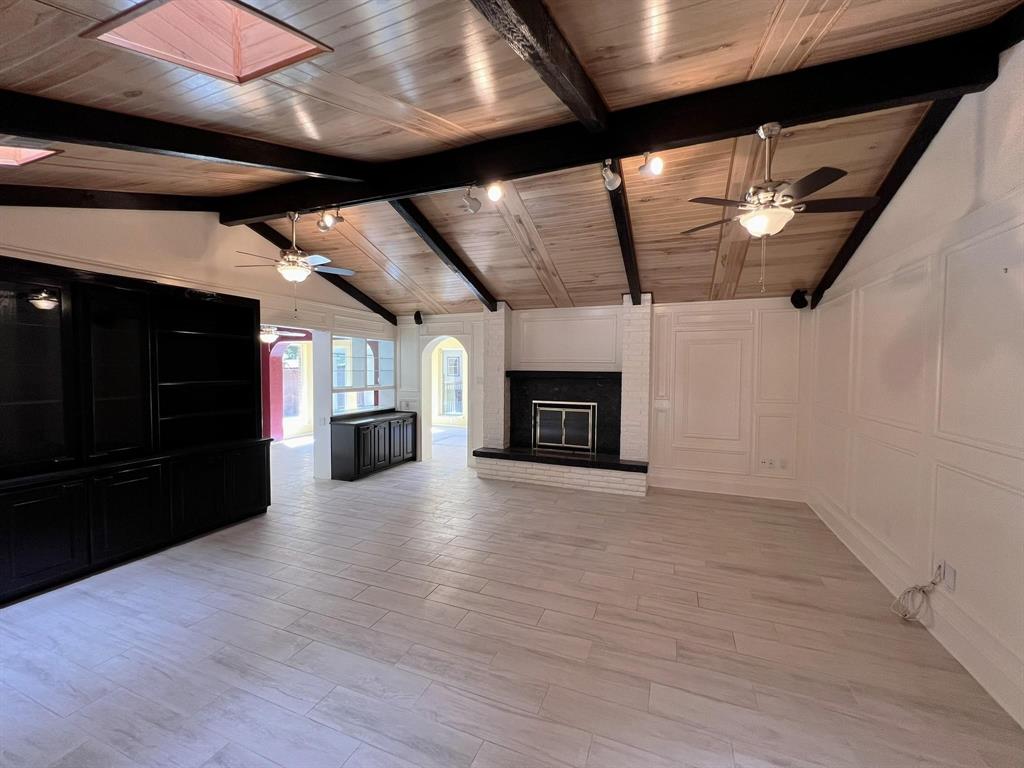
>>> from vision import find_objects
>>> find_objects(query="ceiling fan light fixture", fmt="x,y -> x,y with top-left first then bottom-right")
486,182 -> 503,202
638,151 -> 664,177
601,160 -> 622,191
258,325 -> 280,344
739,206 -> 794,238
27,289 -> 60,310
276,261 -> 311,282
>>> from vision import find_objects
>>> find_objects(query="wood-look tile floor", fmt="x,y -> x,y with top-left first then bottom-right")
2,440 -> 1021,768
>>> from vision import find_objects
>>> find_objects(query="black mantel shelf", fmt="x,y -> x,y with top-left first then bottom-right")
473,446 -> 648,473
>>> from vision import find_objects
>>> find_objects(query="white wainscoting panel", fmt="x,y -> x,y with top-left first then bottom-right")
649,298 -> 805,500
511,306 -> 622,370
807,177 -> 1024,724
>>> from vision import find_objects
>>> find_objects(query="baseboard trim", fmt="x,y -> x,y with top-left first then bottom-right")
807,488 -> 1024,728
647,470 -> 805,502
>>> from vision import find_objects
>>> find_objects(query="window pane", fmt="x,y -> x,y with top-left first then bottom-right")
331,335 -> 396,416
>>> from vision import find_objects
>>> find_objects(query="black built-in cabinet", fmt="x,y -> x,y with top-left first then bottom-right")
0,254 -> 269,604
331,410 -> 415,481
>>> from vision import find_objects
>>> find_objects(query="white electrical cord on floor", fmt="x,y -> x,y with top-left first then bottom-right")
891,564 -> 944,622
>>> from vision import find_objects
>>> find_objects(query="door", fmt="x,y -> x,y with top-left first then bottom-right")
81,285 -> 152,461
91,464 -> 168,563
171,452 -> 227,536
390,419 -> 404,463
357,427 -> 374,474
373,423 -> 389,469
0,481 -> 88,599
402,417 -> 416,460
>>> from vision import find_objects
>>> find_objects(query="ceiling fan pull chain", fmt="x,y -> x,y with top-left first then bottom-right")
759,237 -> 767,294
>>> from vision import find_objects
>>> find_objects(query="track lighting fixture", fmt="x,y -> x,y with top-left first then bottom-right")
638,151 -> 664,177
316,208 -> 341,233
486,181 -> 503,202
462,187 -> 481,214
601,160 -> 622,191
27,288 -> 59,310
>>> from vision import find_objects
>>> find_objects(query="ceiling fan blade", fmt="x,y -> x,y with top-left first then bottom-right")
305,254 -> 331,266
313,266 -> 355,276
780,167 -> 847,201
235,250 -> 279,262
690,197 -> 746,207
234,264 -> 277,268
276,330 -> 307,337
796,196 -> 879,213
680,217 -> 735,236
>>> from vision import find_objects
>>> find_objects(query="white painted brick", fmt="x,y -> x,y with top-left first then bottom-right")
475,458 -> 647,497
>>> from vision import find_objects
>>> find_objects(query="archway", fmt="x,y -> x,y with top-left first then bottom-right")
419,335 -> 470,465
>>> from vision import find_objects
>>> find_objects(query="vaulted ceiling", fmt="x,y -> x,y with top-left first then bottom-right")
0,0 -> 1018,319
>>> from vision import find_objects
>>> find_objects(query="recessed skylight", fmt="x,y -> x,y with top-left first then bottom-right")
83,0 -> 332,84
0,146 -> 59,167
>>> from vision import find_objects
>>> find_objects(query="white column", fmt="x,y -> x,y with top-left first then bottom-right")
482,302 -> 511,448
311,329 -> 334,479
620,293 -> 653,461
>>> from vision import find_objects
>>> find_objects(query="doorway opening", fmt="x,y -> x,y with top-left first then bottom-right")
262,327 -> 314,474
420,335 -> 469,466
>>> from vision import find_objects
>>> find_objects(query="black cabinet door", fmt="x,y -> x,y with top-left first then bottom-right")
357,427 -> 374,474
226,442 -> 270,521
91,464 -> 168,564
402,418 -> 416,460
389,420 -> 404,464
81,285 -> 152,462
171,452 -> 227,536
373,424 -> 389,469
0,278 -> 77,477
0,481 -> 88,598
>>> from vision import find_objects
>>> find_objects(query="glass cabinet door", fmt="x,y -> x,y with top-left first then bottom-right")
0,279 -> 74,475
82,285 -> 152,459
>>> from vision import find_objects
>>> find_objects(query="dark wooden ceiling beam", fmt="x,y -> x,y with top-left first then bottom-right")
219,19 -> 1004,225
0,184 -> 217,211
605,159 -> 641,305
246,222 -> 398,325
389,199 -> 499,312
810,98 -> 961,308
0,90 -> 373,182
468,0 -> 608,131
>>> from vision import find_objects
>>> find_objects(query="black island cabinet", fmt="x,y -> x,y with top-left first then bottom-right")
330,410 -> 416,480
0,255 -> 269,604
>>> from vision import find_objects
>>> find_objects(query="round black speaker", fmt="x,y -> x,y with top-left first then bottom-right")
790,289 -> 809,309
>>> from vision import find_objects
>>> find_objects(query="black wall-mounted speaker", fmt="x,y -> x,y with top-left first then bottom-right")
790,289 -> 809,309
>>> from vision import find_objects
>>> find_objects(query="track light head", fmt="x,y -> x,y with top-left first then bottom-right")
638,151 -> 664,177
601,160 -> 622,191
486,181 -> 503,202
316,209 -> 340,233
462,187 -> 481,214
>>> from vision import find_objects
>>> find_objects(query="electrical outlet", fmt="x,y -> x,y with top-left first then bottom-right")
760,457 -> 776,468
940,560 -> 957,592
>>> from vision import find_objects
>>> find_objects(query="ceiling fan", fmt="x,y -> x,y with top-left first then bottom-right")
258,325 -> 305,344
235,212 -> 355,283
681,122 -> 879,240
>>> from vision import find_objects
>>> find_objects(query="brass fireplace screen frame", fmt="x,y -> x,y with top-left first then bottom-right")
532,400 -> 597,452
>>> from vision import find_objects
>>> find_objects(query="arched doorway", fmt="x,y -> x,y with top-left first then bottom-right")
419,335 -> 470,465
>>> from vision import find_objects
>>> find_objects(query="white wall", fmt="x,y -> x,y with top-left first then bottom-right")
649,297 -> 808,500
510,305 -> 623,371
807,43 -> 1024,726
395,311 -> 486,465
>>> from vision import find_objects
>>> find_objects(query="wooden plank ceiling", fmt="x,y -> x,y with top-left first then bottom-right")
0,0 -> 1016,314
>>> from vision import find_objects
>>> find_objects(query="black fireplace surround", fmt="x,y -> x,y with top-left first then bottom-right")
507,370 -> 621,455
472,369 -> 646,473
